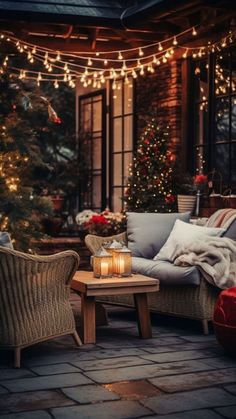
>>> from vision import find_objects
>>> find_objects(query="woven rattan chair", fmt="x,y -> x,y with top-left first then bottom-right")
85,232 -> 220,334
0,247 -> 82,368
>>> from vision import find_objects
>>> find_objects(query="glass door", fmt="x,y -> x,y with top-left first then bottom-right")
79,90 -> 106,211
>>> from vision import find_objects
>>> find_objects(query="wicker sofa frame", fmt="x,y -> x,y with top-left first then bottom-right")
0,247 -> 82,367
85,232 -> 220,334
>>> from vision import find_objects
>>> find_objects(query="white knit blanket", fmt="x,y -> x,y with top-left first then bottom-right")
173,237 -> 236,289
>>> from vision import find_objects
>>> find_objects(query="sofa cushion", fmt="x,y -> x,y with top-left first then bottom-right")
127,212 -> 190,259
0,232 -> 13,249
154,219 -> 225,262
132,256 -> 200,286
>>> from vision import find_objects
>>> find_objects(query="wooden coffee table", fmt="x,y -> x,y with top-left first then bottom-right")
71,270 -> 160,344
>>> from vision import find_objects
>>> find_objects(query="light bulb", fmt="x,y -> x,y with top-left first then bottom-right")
88,58 -> 92,66
139,48 -> 144,56
192,27 -> 197,36
173,36 -> 178,45
158,43 -> 163,51
118,51 -> 123,60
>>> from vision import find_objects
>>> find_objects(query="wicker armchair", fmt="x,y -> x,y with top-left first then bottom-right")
85,233 -> 220,334
0,247 -> 82,368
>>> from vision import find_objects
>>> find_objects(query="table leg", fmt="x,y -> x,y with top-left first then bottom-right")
81,294 -> 96,344
134,293 -> 152,338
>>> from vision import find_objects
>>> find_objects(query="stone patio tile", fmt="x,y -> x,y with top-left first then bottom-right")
24,351 -> 97,367
0,390 -> 74,413
84,359 -> 215,384
0,386 -> 9,394
1,373 -> 93,392
142,388 -> 236,415
85,348 -> 149,359
149,368 -> 236,392
202,357 -> 236,369
215,405 -> 236,418
181,335 -> 217,343
104,379 -> 162,399
223,384 -> 236,395
0,369 -> 35,380
52,400 -> 151,419
62,384 -> 120,403
143,341 -> 220,353
140,349 -> 217,363
73,356 -> 154,371
0,411 -> 52,419
30,363 -> 81,375
97,336 -> 186,348
139,409 -> 223,419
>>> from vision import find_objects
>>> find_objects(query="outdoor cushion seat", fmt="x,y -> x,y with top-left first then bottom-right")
132,256 -> 200,286
85,209 -> 236,335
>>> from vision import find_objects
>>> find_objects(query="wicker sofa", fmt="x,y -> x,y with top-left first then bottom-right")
85,211 -> 236,335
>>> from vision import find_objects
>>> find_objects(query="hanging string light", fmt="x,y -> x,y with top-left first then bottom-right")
0,26 -> 235,89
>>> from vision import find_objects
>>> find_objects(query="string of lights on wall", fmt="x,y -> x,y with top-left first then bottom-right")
0,25 -> 235,89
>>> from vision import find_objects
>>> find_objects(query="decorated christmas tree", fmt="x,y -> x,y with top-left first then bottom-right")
125,120 -> 176,212
0,74 -> 53,251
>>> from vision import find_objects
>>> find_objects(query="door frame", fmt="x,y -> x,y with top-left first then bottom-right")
78,89 -> 107,211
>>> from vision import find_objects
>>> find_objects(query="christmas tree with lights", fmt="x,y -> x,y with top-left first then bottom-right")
0,74 -> 52,251
125,120 -> 176,212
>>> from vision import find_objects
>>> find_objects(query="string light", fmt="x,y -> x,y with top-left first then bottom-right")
0,26 -> 234,88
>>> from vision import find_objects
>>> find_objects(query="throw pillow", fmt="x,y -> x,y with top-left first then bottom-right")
0,232 -> 13,249
154,219 -> 225,262
127,212 -> 190,259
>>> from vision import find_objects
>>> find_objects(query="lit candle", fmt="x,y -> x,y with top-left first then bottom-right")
101,260 -> 109,276
119,257 -> 125,275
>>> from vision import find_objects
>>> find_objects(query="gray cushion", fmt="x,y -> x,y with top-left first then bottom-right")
0,232 -> 13,249
223,219 -> 236,241
127,212 -> 190,259
132,256 -> 200,286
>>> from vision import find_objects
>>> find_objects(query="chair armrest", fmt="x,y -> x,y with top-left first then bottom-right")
85,232 -> 127,254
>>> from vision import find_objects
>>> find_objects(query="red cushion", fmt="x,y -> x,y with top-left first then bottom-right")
213,287 -> 236,356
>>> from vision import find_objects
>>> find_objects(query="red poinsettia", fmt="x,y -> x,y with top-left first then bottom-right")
165,194 -> 175,204
194,174 -> 207,186
88,214 -> 108,225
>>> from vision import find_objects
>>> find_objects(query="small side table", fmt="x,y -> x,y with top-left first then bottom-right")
71,271 -> 160,344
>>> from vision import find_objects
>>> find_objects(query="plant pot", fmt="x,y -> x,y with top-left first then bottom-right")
49,195 -> 65,212
223,195 -> 236,209
209,194 -> 223,209
177,195 -> 196,214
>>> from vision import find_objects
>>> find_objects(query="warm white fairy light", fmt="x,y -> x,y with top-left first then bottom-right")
173,36 -> 178,45
54,79 -> 59,88
139,48 -> 144,56
0,26 -> 234,89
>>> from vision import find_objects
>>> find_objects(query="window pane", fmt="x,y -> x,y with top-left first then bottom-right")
124,152 -> 132,182
124,79 -> 133,114
231,97 -> 236,140
113,80 -> 122,116
92,137 -> 101,170
215,51 -> 230,97
92,175 -> 101,209
195,146 -> 207,174
215,98 -> 229,142
113,153 -> 122,186
93,98 -> 102,132
124,116 -> 133,151
214,144 -> 229,186
113,118 -> 122,152
194,60 -> 208,101
112,187 -> 122,212
82,102 -> 91,132
231,143 -> 236,186
195,103 -> 208,145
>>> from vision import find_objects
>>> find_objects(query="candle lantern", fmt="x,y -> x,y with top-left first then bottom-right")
93,247 -> 113,278
113,245 -> 132,277
104,240 -> 123,274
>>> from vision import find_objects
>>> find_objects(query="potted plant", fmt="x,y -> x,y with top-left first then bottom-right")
173,172 -> 197,214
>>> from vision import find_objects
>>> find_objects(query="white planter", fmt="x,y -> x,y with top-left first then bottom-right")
177,195 -> 196,214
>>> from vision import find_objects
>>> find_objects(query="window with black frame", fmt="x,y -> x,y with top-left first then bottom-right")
110,78 -> 134,211
193,47 -> 236,193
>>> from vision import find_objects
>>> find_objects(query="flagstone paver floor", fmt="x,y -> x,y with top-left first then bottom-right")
0,293 -> 236,419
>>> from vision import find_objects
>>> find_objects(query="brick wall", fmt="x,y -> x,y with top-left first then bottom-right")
135,59 -> 182,149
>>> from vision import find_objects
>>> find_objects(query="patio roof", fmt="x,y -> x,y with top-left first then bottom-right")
0,0 -> 235,53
